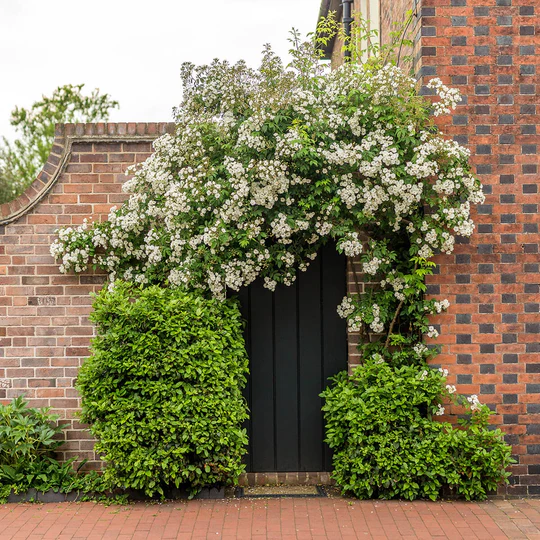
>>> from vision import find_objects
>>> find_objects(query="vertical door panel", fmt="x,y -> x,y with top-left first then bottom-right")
298,255 -> 324,471
236,286 -> 252,471
248,281 -> 275,472
274,281 -> 299,471
320,245 -> 348,470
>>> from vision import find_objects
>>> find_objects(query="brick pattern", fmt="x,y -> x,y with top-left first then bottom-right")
0,123 -> 174,467
418,0 -> 539,496
346,257 -> 365,370
2,499 -> 540,538
345,235 -> 383,371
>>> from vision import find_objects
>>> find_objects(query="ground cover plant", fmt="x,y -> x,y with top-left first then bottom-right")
0,396 -> 85,501
51,14 -> 512,499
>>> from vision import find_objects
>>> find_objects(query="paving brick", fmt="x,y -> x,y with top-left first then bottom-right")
0,498 -> 539,538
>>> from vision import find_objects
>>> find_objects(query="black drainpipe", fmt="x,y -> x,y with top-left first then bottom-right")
342,0 -> 354,61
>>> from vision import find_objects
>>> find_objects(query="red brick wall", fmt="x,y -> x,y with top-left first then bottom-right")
380,0 -> 413,47
415,0 -> 538,495
330,0 -> 539,494
0,123 -> 173,467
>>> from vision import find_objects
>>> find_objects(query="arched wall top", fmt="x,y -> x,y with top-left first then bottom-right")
0,122 -> 175,226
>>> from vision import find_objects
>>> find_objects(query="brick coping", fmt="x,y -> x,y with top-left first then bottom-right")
0,122 -> 175,226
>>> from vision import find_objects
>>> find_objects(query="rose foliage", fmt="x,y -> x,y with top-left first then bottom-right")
51,30 -> 483,355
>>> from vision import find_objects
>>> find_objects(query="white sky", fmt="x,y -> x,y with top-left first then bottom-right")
0,0 -> 320,141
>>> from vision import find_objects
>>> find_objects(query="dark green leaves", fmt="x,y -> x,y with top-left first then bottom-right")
321,357 -> 513,501
78,283 -> 249,498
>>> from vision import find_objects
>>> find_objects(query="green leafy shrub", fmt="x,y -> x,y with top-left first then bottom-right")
321,356 -> 513,501
76,282 -> 249,498
0,396 -> 80,497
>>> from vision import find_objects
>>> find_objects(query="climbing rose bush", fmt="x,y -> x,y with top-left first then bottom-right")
50,32 -> 484,354
50,24 -> 512,499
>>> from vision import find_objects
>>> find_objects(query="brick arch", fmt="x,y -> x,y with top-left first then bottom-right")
0,123 -> 174,226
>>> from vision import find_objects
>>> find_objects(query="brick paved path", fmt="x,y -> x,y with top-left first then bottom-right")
1,498 -> 540,539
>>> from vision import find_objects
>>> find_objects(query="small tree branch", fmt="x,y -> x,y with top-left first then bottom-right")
384,260 -> 417,348
385,299 -> 404,349
395,14 -> 414,68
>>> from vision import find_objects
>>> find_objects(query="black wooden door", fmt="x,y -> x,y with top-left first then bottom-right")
236,244 -> 347,472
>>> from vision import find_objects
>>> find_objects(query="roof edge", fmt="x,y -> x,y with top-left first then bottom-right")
317,0 -> 343,60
